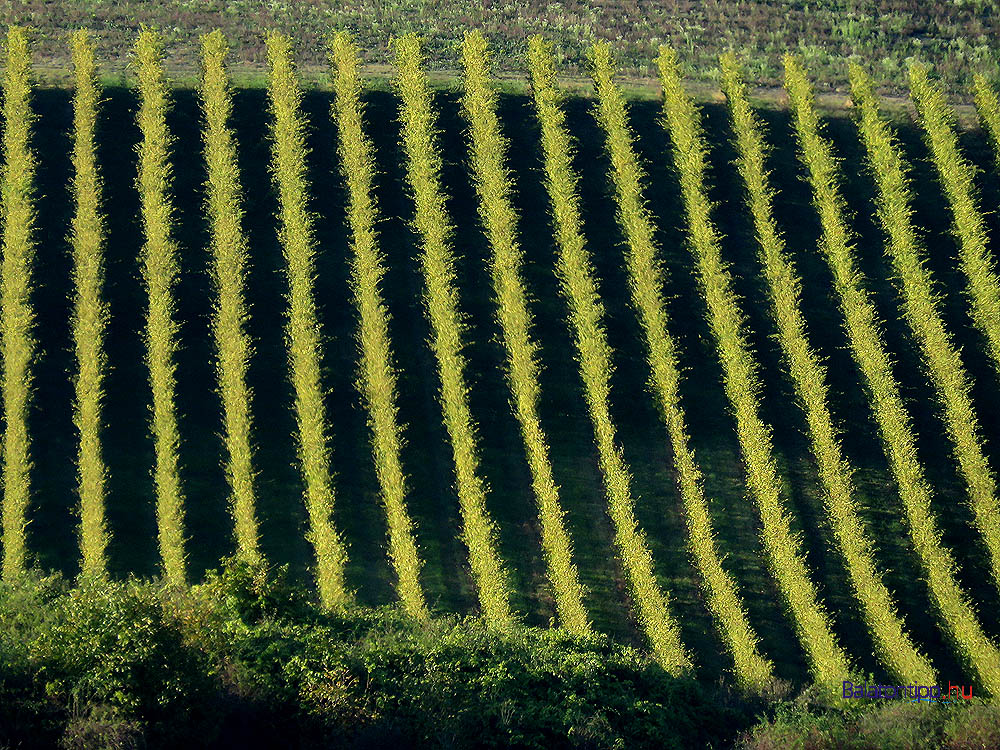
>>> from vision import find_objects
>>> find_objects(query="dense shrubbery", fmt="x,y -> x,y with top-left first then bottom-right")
0,559 -> 752,749
739,685 -> 999,750
4,561 -> 994,749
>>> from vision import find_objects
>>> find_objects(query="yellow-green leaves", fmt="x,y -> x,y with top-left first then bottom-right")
528,36 -> 690,674
589,42 -> 770,690
330,31 -> 428,620
658,46 -> 849,691
460,31 -> 589,635
266,32 -> 350,610
135,29 -> 187,587
909,63 -> 1000,380
720,52 -> 934,685
199,30 -> 261,564
973,75 -> 1000,173
394,34 -> 515,628
852,64 -> 1000,597
0,26 -> 36,581
785,54 -> 1000,697
69,30 -> 111,580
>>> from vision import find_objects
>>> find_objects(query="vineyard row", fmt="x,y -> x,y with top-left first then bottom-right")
2,27 -> 999,695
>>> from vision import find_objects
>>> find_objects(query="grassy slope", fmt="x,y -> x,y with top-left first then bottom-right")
21,80 -> 1000,687
3,2 -> 999,93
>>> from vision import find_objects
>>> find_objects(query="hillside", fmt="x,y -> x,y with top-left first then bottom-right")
3,0 -> 999,92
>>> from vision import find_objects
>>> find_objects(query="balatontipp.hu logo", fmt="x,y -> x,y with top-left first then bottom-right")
842,680 -> 974,703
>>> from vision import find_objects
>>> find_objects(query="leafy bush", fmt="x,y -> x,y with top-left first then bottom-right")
0,559 -> 754,749
740,687 -> 999,750
9,559 -> 993,749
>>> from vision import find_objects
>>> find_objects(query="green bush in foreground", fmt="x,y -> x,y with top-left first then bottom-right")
0,562 -> 754,749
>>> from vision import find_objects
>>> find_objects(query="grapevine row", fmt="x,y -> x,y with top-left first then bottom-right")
69,30 -> 110,580
459,31 -> 589,634
784,55 -> 1000,697
199,30 -> 261,563
909,63 -> 1000,381
973,74 -> 1000,173
851,64 -> 1000,598
393,34 -> 515,628
657,46 -> 850,690
329,31 -> 429,620
0,26 -> 36,582
70,31 -> 108,578
265,32 -> 350,609
588,42 -> 772,690
527,36 -> 690,674
134,29 -> 187,586
719,52 -> 934,685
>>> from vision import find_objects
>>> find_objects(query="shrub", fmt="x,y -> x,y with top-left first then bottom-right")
1,562 -> 757,749
740,690 -> 998,750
